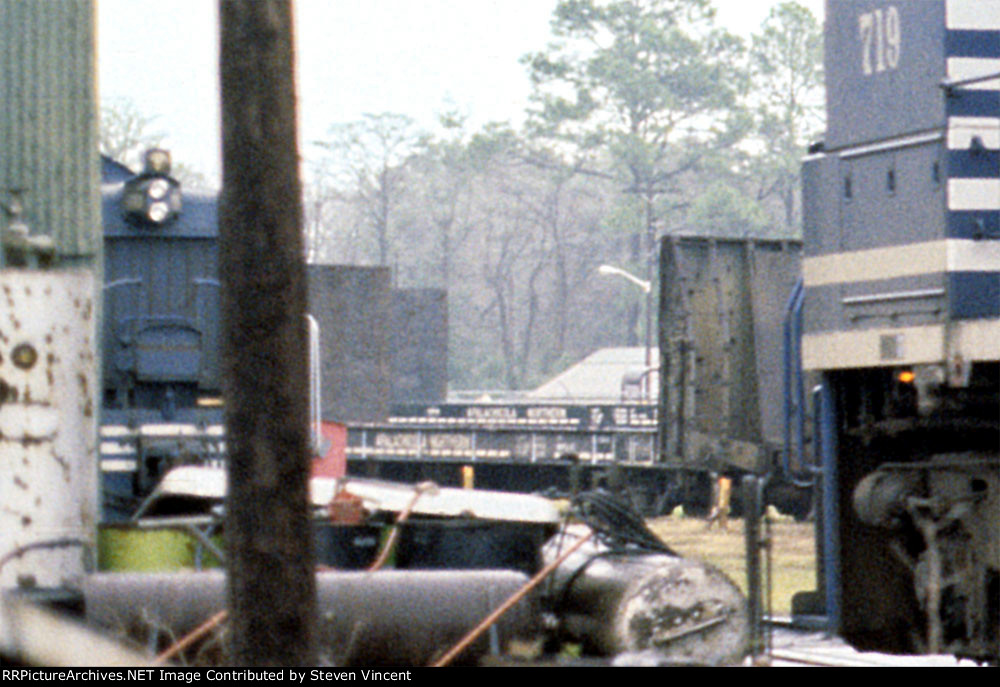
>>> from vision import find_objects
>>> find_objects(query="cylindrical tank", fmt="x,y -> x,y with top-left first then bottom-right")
85,570 -> 538,666
544,527 -> 748,665
0,271 -> 98,589
1,0 -> 100,591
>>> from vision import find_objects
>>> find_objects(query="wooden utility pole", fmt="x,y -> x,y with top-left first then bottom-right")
218,0 -> 315,666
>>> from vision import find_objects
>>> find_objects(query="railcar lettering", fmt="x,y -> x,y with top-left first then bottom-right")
374,432 -> 422,450
427,433 -> 472,450
612,407 -> 644,425
525,406 -> 567,420
590,407 -> 606,426
466,406 -> 517,420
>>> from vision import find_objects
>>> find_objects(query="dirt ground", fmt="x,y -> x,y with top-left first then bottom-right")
647,513 -> 817,616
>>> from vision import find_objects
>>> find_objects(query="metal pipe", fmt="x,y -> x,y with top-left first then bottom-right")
782,279 -> 813,488
155,609 -> 227,665
841,287 -> 945,306
1,593 -> 151,667
84,570 -> 537,667
811,384 -> 827,595
368,481 -> 438,571
818,378 -> 841,633
742,476 -> 763,657
307,314 -> 322,453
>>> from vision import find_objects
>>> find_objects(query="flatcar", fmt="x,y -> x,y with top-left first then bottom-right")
345,400 -> 671,507
796,0 -> 998,661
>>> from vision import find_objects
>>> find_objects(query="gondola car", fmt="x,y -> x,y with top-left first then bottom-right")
797,0 -> 998,661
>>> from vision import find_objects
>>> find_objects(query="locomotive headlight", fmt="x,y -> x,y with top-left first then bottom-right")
148,178 -> 170,200
121,154 -> 182,226
147,201 -> 170,223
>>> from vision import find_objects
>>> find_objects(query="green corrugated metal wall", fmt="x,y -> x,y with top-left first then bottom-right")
0,0 -> 99,258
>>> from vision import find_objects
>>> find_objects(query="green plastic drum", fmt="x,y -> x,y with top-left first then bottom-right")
98,525 -> 223,571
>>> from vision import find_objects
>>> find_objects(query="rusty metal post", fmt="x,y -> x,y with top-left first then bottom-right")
742,475 -> 765,658
218,0 -> 315,666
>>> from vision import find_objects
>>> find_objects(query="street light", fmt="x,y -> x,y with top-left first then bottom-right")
597,264 -> 654,399
598,264 -> 652,293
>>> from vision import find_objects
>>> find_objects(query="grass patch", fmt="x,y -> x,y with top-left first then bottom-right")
647,515 -> 817,617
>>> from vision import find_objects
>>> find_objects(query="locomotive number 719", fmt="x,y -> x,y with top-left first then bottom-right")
859,6 -> 901,75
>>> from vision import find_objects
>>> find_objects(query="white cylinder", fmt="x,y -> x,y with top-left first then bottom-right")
0,270 -> 97,589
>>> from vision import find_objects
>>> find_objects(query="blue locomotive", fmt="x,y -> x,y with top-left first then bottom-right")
798,0 -> 998,661
99,151 -> 226,515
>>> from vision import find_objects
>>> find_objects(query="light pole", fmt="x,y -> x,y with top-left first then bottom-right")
598,264 -> 654,399
598,264 -> 651,293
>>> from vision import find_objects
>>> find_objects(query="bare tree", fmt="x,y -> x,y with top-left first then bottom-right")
99,97 -> 164,170
302,167 -> 365,264
100,97 -> 210,187
314,113 -> 425,265
748,1 -> 824,231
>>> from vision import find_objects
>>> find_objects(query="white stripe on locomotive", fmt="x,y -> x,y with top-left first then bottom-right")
946,0 -> 1000,31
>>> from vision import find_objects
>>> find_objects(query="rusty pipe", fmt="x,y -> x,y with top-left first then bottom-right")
431,529 -> 594,667
368,481 -> 438,571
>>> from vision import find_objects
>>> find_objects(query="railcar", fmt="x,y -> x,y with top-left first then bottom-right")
345,400 -> 673,509
347,236 -> 810,517
797,0 -> 999,661
657,235 -> 805,509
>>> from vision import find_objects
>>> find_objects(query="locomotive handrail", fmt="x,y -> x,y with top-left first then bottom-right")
940,70 -> 1000,91
782,278 -> 814,488
103,276 -> 143,292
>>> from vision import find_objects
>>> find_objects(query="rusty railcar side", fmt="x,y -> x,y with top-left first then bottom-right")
658,236 -> 803,479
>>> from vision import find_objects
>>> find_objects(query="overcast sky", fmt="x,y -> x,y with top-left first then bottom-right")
97,0 -> 824,185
